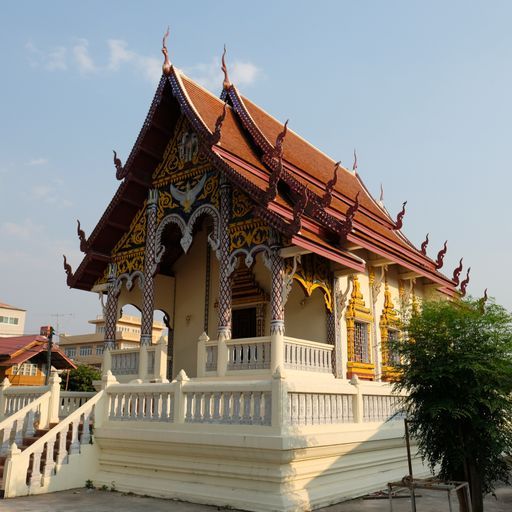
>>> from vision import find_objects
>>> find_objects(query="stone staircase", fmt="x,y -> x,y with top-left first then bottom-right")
0,376 -> 103,498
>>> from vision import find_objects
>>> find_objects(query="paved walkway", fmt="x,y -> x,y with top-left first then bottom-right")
2,485 -> 512,511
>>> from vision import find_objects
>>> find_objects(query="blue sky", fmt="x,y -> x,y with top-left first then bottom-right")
1,1 -> 511,335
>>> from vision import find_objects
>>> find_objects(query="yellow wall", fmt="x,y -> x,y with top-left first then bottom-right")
284,282 -> 328,343
172,228 -> 208,378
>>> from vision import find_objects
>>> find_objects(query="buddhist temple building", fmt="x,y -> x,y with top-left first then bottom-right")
0,36 -> 470,509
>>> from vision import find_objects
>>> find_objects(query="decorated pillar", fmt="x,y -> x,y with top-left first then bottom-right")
269,235 -> 285,373
103,263 -> 118,350
216,175 -> 232,376
102,263 -> 118,375
140,189 -> 159,346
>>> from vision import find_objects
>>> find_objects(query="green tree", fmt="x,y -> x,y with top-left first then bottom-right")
392,298 -> 512,512
63,364 -> 101,392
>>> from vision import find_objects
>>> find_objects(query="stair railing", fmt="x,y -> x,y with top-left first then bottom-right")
0,391 -> 51,456
1,390 -> 105,497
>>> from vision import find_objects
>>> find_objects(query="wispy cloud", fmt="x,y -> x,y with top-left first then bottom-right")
185,56 -> 261,91
25,39 -> 260,90
27,157 -> 48,166
72,39 -> 96,74
31,183 -> 72,207
25,38 -> 160,84
0,219 -> 42,240
26,41 -> 67,71
107,39 -> 161,84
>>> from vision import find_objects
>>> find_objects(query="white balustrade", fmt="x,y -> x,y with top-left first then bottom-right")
363,394 -> 403,422
0,392 -> 51,456
185,389 -> 271,425
2,385 -> 48,417
205,344 -> 218,372
59,392 -> 95,419
107,386 -> 174,422
226,337 -> 271,371
284,337 -> 333,373
288,392 -> 354,425
111,350 -> 139,375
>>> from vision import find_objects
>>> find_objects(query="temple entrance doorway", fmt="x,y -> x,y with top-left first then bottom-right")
232,307 -> 257,339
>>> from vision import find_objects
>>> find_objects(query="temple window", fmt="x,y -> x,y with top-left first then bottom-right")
346,275 -> 374,380
380,284 -> 401,381
353,320 -> 371,363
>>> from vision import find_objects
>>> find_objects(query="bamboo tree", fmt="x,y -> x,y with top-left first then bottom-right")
392,298 -> 512,512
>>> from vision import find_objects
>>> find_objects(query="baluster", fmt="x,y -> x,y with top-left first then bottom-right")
185,393 -> 193,422
43,438 -> 56,478
129,394 -> 136,420
305,394 -> 311,425
69,419 -> 80,455
242,392 -> 252,424
1,423 -> 13,455
203,393 -> 212,423
263,392 -> 272,426
290,393 -> 298,424
253,392 -> 262,425
232,392 -> 241,423
194,392 -> 202,422
56,427 -> 68,465
137,393 -> 144,420
221,392 -> 231,423
210,392 -> 220,423
312,394 -> 319,424
161,392 -> 169,421
169,394 -> 175,422
81,411 -> 91,444
26,407 -> 36,437
14,417 -> 24,445
29,447 -> 43,489
116,392 -> 124,419
299,393 -> 305,425
326,394 -> 332,424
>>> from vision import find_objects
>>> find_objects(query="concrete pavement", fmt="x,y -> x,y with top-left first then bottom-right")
2,485 -> 511,512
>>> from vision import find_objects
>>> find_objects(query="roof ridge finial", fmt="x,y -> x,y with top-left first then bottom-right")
379,183 -> 384,206
77,220 -> 89,253
435,240 -> 448,270
210,102 -> 227,146
290,185 -> 309,234
352,148 -> 358,174
460,267 -> 471,297
274,120 -> 289,159
452,257 -> 463,286
420,233 -> 429,256
63,254 -> 74,286
478,288 -> 488,312
221,45 -> 231,90
162,26 -> 172,76
339,191 -> 360,241
321,161 -> 340,208
394,201 -> 407,230
113,150 -> 126,180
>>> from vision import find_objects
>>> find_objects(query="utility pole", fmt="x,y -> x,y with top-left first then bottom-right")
40,325 -> 55,385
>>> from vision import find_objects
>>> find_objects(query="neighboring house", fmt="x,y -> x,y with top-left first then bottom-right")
59,314 -> 165,368
0,302 -> 26,338
0,335 -> 76,385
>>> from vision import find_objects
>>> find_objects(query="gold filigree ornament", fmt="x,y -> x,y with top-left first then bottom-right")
286,253 -> 333,312
232,188 -> 253,219
112,200 -> 148,254
230,219 -> 270,251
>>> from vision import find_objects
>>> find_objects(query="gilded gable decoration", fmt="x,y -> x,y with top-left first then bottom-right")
152,116 -> 209,188
285,253 -> 333,313
346,275 -> 374,380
